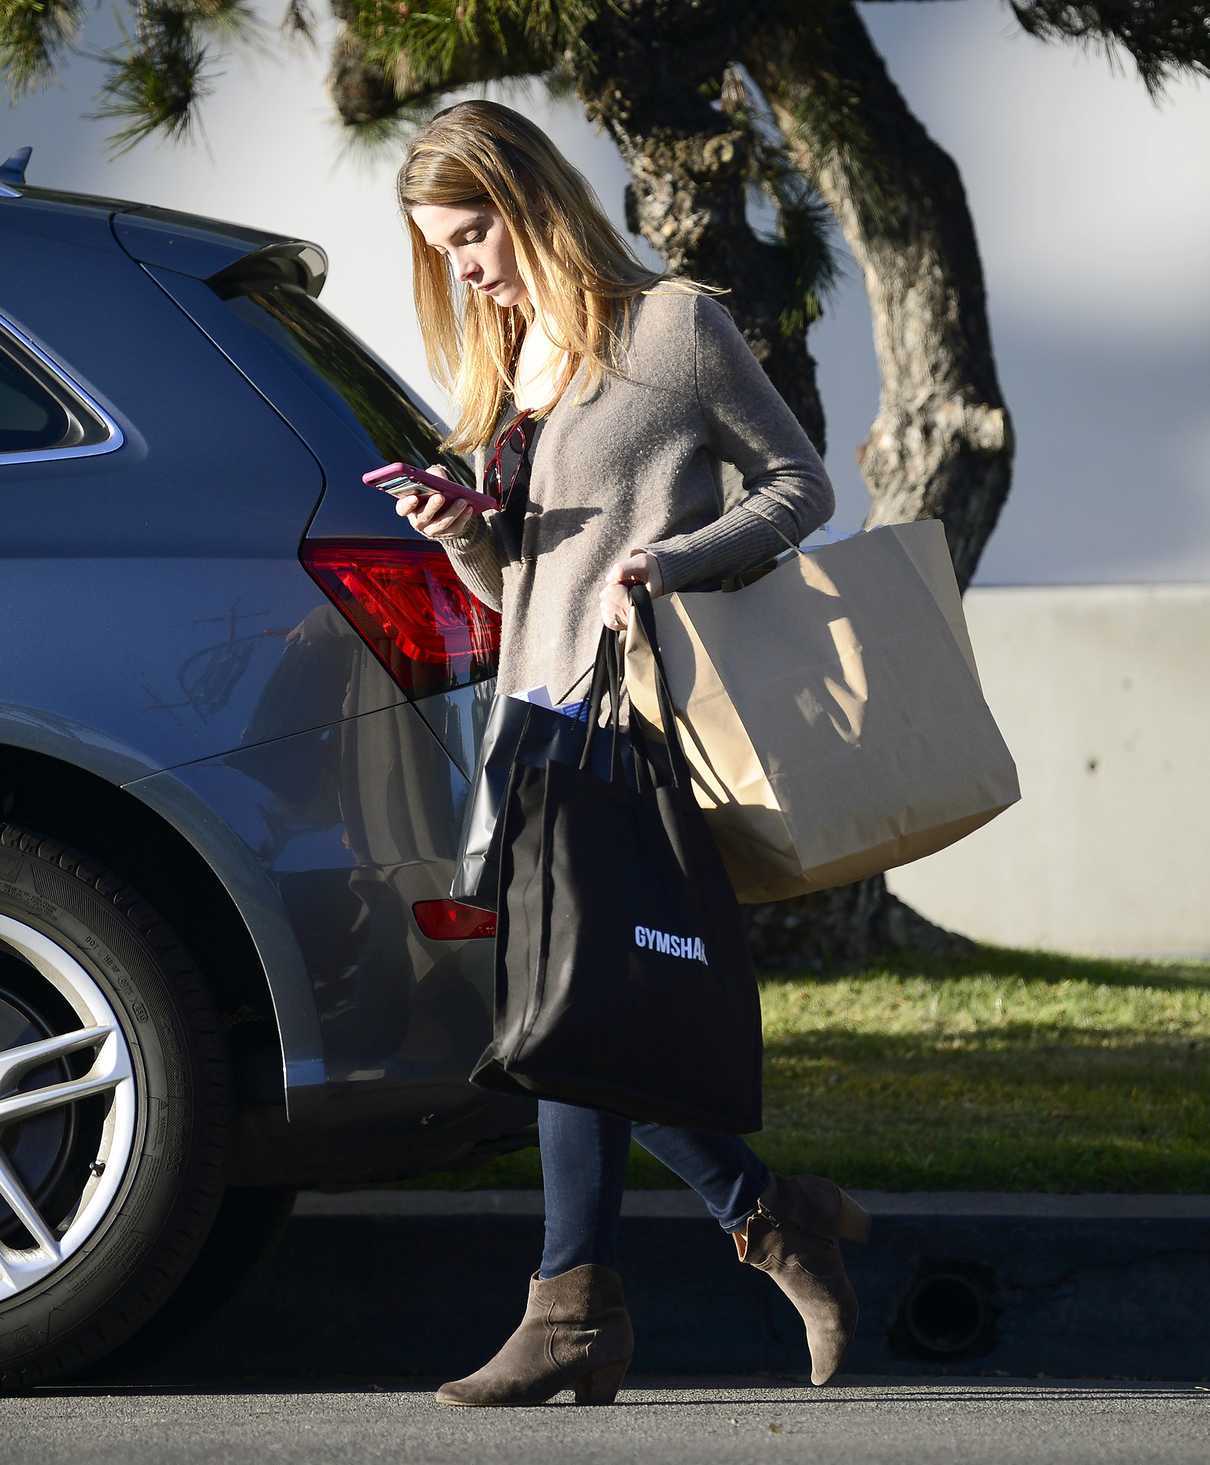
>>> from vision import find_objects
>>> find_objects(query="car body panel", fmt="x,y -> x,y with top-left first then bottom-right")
113,206 -> 298,279
125,697 -> 534,1143
405,680 -> 498,784
1,194 -> 130,252
118,752 -> 329,1120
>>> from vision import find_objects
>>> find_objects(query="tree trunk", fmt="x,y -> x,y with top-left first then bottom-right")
745,1 -> 1016,592
574,0 -> 828,448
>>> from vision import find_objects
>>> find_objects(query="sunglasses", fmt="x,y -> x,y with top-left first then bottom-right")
484,407 -> 536,510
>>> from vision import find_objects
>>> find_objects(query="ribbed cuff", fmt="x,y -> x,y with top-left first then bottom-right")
641,499 -> 793,595
440,514 -> 503,610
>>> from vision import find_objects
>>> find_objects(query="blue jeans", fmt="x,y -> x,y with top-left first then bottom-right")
538,1101 -> 772,1277
537,714 -> 771,1278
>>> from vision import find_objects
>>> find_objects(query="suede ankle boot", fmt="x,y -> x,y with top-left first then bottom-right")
435,1263 -> 634,1407
732,1172 -> 871,1386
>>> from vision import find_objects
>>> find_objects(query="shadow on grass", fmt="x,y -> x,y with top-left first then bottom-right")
760,1024 -> 1209,1063
783,942 -> 1210,995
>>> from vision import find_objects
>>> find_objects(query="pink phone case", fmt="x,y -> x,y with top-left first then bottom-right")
362,461 -> 497,514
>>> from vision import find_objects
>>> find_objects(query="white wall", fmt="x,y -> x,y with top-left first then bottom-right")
887,584 -> 1210,959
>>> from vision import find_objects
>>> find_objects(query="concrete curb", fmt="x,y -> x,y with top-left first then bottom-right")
124,1190 -> 1210,1383
295,1189 -> 1210,1219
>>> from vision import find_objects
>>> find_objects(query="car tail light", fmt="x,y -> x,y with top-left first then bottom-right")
412,900 -> 497,940
301,538 -> 500,698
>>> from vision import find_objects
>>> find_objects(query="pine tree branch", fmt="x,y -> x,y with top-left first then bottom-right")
75,4 -> 217,157
719,63 -> 845,343
0,0 -> 86,96
324,0 -> 564,140
1010,1 -> 1210,100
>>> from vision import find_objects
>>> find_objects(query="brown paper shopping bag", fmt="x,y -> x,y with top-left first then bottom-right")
624,519 -> 1020,904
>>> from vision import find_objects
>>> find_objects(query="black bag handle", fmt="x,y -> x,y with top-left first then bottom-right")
602,627 -> 656,798
574,586 -> 692,792
577,626 -> 622,781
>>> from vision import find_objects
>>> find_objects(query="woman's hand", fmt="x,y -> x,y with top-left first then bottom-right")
600,550 -> 664,631
393,465 -> 475,540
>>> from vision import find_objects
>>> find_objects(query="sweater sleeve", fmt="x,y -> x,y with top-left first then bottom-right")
438,445 -> 505,611
640,293 -> 835,594
440,511 -> 505,612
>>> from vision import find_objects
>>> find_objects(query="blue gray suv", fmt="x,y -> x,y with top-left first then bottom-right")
0,146 -> 536,1388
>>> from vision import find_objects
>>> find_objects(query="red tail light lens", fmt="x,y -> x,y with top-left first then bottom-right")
412,900 -> 497,940
301,538 -> 500,698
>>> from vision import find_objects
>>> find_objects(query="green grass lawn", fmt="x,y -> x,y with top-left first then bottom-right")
405,944 -> 1210,1193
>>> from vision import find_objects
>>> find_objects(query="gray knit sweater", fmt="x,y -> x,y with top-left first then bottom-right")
442,284 -> 836,703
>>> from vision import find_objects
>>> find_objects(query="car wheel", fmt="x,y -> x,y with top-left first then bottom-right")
99,1184 -> 297,1370
0,821 -> 233,1391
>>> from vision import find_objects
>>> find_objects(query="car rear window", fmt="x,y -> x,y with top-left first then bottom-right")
221,284 -> 471,482
0,325 -> 112,457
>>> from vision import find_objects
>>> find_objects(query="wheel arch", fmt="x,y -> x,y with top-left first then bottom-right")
0,742 -> 325,1120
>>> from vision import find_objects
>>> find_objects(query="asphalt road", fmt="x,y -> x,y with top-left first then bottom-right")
3,1376 -> 1208,1465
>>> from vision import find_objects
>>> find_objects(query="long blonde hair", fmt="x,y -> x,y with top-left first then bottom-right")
396,99 -> 724,454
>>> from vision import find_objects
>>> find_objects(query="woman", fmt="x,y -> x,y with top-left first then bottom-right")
393,99 -> 870,1407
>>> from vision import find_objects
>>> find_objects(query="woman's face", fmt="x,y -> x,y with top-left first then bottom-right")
411,201 -> 529,308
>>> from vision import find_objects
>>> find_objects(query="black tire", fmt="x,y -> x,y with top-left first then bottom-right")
0,821 -> 233,1392
99,1184 -> 297,1370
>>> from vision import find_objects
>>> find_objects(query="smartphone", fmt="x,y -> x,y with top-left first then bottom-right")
362,460 -> 497,514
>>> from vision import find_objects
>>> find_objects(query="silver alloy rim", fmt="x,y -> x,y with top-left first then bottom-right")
0,915 -> 137,1302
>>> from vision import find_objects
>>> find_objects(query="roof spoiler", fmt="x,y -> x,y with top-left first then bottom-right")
206,240 -> 329,301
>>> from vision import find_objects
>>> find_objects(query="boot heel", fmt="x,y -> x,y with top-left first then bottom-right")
574,1360 -> 629,1405
836,1188 -> 871,1243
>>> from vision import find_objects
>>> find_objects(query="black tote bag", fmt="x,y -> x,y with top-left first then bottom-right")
469,591 -> 763,1134
450,693 -> 589,913
450,657 -> 638,912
